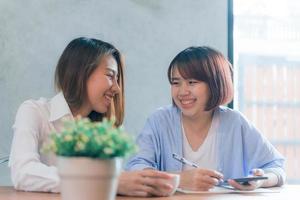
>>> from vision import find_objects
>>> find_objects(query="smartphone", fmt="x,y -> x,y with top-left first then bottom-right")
221,176 -> 268,186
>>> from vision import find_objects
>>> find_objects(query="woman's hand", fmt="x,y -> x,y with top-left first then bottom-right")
179,169 -> 223,191
117,170 -> 174,197
228,168 -> 265,190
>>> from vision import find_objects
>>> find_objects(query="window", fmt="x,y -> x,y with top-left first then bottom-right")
233,0 -> 300,183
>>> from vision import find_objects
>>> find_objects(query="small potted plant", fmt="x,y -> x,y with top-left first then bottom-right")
43,117 -> 135,200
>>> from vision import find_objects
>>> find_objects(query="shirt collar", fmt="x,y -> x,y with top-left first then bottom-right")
49,92 -> 74,122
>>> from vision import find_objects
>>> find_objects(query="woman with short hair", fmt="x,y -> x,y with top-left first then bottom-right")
126,46 -> 285,191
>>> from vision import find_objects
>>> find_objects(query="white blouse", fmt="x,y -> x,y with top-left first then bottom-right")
9,92 -> 74,192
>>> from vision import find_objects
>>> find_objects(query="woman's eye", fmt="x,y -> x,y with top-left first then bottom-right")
188,80 -> 198,85
171,81 -> 179,85
106,74 -> 114,80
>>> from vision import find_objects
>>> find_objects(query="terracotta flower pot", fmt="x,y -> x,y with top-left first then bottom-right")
57,157 -> 122,200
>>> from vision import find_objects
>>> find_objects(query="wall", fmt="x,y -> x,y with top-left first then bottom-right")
0,0 -> 228,185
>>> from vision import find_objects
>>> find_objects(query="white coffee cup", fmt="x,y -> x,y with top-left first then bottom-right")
166,174 -> 180,196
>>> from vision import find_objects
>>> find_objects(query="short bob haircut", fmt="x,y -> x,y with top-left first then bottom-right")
55,37 -> 124,126
167,46 -> 233,111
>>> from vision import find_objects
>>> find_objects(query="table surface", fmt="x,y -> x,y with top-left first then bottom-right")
0,185 -> 299,200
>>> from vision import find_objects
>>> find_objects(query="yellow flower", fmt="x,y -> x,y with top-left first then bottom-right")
75,142 -> 85,151
64,135 -> 73,141
104,147 -> 114,155
79,133 -> 89,143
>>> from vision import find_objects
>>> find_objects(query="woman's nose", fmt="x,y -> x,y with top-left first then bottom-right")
112,79 -> 121,95
178,83 -> 190,96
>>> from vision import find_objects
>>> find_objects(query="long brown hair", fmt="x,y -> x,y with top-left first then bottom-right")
54,37 -> 124,126
168,46 -> 233,111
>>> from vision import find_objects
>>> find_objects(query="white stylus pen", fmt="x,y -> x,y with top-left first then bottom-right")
172,153 -> 199,168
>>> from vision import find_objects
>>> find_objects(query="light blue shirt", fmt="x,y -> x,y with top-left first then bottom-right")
125,105 -> 285,186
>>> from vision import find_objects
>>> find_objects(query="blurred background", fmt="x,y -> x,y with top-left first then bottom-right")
233,0 -> 300,183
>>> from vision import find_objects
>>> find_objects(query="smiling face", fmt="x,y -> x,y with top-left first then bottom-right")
55,38 -> 125,124
168,46 -> 234,116
171,67 -> 211,119
82,55 -> 120,115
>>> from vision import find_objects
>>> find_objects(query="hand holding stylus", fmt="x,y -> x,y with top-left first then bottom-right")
172,153 -> 224,191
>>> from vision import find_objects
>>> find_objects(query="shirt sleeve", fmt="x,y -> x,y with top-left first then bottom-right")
9,101 -> 60,193
125,116 -> 159,171
239,113 -> 286,186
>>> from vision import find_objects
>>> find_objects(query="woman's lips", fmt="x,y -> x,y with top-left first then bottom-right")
179,98 -> 196,109
104,94 -> 113,106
